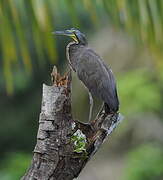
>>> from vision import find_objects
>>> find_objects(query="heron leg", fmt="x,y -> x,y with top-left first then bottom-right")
88,92 -> 93,122
99,102 -> 105,114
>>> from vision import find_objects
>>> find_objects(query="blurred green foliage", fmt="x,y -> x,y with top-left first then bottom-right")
1,0 -> 163,94
123,144 -> 163,180
0,0 -> 163,179
0,152 -> 31,180
118,69 -> 161,115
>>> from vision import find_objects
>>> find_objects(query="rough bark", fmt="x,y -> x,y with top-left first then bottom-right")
22,66 -> 122,180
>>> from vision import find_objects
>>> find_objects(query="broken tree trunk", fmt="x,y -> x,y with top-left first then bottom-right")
22,66 -> 122,180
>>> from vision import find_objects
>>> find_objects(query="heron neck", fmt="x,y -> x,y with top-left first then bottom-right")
66,41 -> 86,71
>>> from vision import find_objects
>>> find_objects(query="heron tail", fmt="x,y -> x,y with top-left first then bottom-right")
104,103 -> 124,122
104,102 -> 119,113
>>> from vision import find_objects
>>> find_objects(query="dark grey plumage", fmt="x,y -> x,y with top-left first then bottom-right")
67,42 -> 119,112
54,28 -> 119,114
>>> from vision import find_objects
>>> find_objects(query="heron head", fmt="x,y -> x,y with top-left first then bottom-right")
53,28 -> 88,45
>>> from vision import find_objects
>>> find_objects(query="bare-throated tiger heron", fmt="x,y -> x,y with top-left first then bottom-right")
54,28 -> 119,121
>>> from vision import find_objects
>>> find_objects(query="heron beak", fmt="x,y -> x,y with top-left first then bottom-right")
53,30 -> 71,36
53,30 -> 78,42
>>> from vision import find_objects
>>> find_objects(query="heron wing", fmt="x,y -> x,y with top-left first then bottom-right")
100,57 -> 119,109
76,48 -> 119,111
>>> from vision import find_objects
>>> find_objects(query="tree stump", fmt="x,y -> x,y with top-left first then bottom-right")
22,66 -> 122,180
